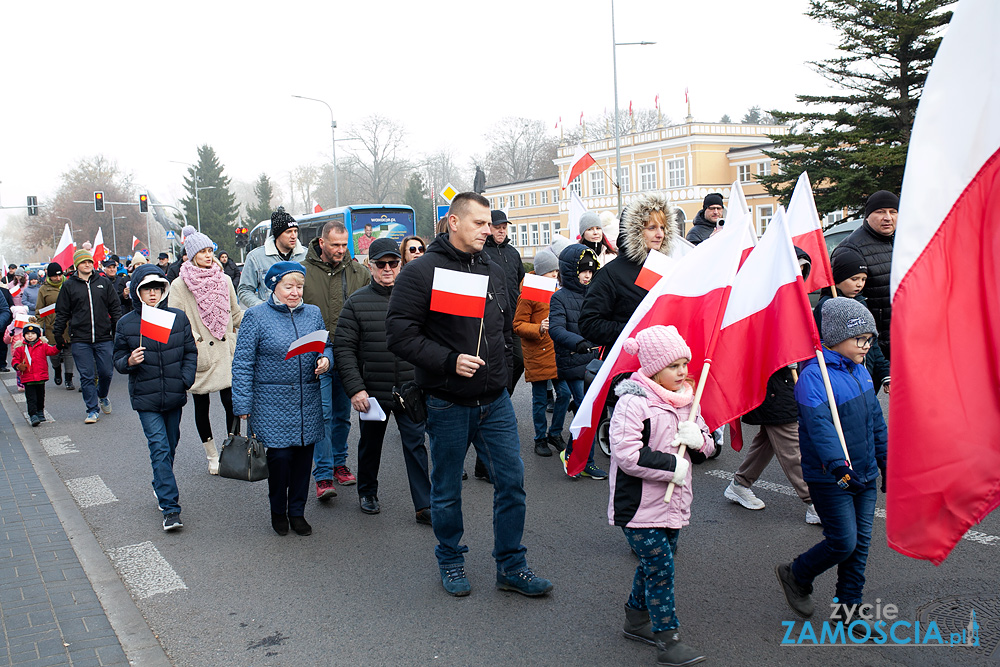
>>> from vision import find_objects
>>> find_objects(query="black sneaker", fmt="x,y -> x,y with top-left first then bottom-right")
53,367 -> 62,385
547,434 -> 566,452
775,563 -> 814,618
534,438 -> 552,457
415,508 -> 432,526
473,460 -> 492,484
162,513 -> 183,532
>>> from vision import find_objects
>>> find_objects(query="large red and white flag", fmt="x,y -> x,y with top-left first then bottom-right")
786,172 -> 834,292
568,191 -> 587,239
430,268 -> 489,318
887,0 -> 1000,565
37,302 -> 56,318
563,145 -> 596,190
285,329 -> 329,360
140,305 -> 176,344
719,180 -> 756,267
634,250 -> 675,291
567,223 -> 750,475
521,273 -> 558,304
92,228 -> 107,265
51,224 -> 75,271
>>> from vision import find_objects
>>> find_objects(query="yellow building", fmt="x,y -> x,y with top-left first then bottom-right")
483,120 -> 793,261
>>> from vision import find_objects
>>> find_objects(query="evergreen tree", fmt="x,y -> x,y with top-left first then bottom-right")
245,173 -> 276,225
719,114 -> 732,123
758,0 -> 952,216
403,173 -> 434,240
178,145 -> 240,244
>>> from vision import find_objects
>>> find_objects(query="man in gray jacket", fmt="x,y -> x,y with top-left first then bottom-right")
238,207 -> 308,308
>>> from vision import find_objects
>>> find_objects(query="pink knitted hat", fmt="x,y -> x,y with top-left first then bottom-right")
622,325 -> 692,377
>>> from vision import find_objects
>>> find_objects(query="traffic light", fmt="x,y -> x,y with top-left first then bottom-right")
234,226 -> 248,247
94,191 -> 105,212
26,196 -> 38,216
139,194 -> 148,213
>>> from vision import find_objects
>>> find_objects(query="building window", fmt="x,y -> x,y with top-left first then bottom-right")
590,171 -> 606,196
519,194 -> 526,207
757,161 -> 771,176
519,225 -> 529,247
541,190 -> 549,205
530,223 -> 539,246
639,163 -> 657,191
757,205 -> 773,236
530,192 -> 537,206
738,165 -> 752,183
618,165 -> 630,193
569,177 -> 581,196
826,210 -> 844,226
667,158 -> 686,188
552,189 -> 559,203
541,222 -> 551,245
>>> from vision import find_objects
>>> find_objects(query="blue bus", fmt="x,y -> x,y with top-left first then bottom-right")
247,205 -> 416,258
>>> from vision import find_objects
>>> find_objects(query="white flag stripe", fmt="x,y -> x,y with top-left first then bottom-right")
721,207 -> 801,328
141,304 -> 176,329
288,329 -> 328,349
568,191 -> 587,238
642,249 -> 675,275
785,172 -> 823,236
432,267 -> 489,298
892,0 -> 1000,295
522,273 -> 558,292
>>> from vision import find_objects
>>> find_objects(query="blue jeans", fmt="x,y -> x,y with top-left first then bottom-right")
425,391 -> 528,574
564,379 -> 595,467
314,369 -> 351,480
792,479 -> 877,604
530,379 -> 569,441
623,527 -> 680,632
71,341 -> 113,414
138,408 -> 182,517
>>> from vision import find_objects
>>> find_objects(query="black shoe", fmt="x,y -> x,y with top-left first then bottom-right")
775,563 -> 814,618
462,470 -> 468,480
473,459 -> 492,484
359,495 -> 380,514
547,434 -> 566,452
65,373 -> 75,390
0,367 -> 10,373
162,513 -> 183,532
53,367 -> 62,385
415,508 -> 432,526
546,400 -> 554,413
568,399 -> 577,413
30,414 -> 41,427
654,631 -> 706,666
271,513 -> 289,536
289,516 -> 312,536
534,438 -> 552,457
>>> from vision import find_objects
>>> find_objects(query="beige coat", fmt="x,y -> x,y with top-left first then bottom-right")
169,268 -> 244,395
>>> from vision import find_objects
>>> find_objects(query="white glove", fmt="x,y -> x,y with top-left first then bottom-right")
670,456 -> 690,487
675,421 -> 704,450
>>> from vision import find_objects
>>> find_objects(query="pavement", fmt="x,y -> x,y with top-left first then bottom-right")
0,365 -> 997,666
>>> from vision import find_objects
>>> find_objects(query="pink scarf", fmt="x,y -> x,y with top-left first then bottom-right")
636,373 -> 694,408
179,261 -> 230,340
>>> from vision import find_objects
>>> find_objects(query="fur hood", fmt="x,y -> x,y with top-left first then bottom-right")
619,192 -> 680,264
615,378 -> 649,398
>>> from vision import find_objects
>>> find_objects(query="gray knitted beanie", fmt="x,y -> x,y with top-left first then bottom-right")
532,248 -> 559,276
821,297 -> 877,346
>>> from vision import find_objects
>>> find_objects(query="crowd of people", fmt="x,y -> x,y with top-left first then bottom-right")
0,186 -> 898,666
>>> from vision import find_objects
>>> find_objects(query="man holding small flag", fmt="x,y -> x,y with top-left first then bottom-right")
387,192 -> 553,599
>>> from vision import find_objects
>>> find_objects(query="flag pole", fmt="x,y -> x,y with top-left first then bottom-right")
829,284 -> 838,298
813,348 -> 851,466
664,360 -> 712,503
474,316 -> 484,358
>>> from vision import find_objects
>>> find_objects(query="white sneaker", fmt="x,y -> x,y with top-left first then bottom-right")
724,480 -> 765,510
805,504 -> 822,525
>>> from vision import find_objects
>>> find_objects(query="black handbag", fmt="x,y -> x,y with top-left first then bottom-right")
218,419 -> 268,482
392,381 -> 426,423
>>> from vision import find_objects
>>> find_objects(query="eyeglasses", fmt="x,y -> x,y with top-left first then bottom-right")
374,259 -> 400,269
408,245 -> 425,254
855,336 -> 875,348
706,205 -> 724,212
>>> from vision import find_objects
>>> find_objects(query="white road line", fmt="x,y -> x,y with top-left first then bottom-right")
108,541 -> 187,599
706,470 -> 997,547
11,392 -> 25,403
65,475 -> 119,508
3,377 -> 18,387
22,409 -> 54,423
40,435 -> 78,456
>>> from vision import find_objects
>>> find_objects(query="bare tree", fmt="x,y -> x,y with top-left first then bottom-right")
421,149 -> 471,206
482,117 -> 559,185
563,108 -> 667,145
342,114 -> 411,204
292,165 -> 319,215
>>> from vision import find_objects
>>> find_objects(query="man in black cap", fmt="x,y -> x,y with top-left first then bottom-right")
156,253 -> 171,271
482,210 -> 525,392
238,207 -> 308,308
830,190 -> 899,358
686,193 -> 725,245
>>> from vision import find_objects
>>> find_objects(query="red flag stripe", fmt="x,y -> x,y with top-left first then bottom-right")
285,340 -> 327,359
140,319 -> 172,344
37,303 -> 56,317
634,267 -> 662,292
793,229 -> 833,292
430,290 -> 486,318
520,286 -> 554,304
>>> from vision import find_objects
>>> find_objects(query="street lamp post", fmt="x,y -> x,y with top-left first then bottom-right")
292,95 -> 339,208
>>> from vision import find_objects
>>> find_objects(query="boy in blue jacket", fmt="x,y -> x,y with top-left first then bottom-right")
113,265 -> 197,532
776,297 -> 887,621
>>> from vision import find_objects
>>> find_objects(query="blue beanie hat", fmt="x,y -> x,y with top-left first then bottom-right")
264,261 -> 306,291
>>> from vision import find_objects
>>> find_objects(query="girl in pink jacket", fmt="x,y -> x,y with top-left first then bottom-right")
607,325 -> 714,667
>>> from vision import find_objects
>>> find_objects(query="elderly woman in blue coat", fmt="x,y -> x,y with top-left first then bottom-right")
232,262 -> 332,536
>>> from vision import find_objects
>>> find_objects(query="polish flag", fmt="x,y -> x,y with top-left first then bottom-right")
521,274 -> 558,304
786,172 -> 834,293
37,302 -> 56,318
314,203 -> 323,213
887,0 -> 1000,565
51,224 -> 75,271
430,268 -> 489,318
132,236 -> 143,250
655,94 -> 660,111
718,180 -> 756,266
579,111 -> 584,126
9,282 -> 22,297
285,329 -> 329,360
140,304 -> 176,344
13,312 -> 29,327
555,116 -> 561,130
567,222 -> 750,475
634,250 -> 675,291
685,87 -> 689,104
568,191 -> 587,239
563,145 -> 596,190
92,228 -> 107,265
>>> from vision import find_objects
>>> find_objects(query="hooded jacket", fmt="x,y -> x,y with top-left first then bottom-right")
549,244 -> 600,381
12,337 -> 59,383
580,193 -> 679,356
831,221 -> 894,354
483,234 -> 525,313
685,209 -> 721,246
112,264 -> 198,413
302,237 -> 371,336
513,273 -> 558,383
386,232 -> 512,406
53,269 -> 122,345
608,373 -> 714,529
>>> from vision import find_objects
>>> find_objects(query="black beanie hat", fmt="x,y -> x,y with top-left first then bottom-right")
863,190 -> 899,219
577,254 -> 598,274
271,207 -> 298,239
46,262 -> 63,278
832,247 -> 868,284
703,192 -> 724,209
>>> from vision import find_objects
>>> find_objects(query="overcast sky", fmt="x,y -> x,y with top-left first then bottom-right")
0,0 -> 842,229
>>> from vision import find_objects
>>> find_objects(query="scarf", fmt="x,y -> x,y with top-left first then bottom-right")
636,373 -> 694,408
179,260 -> 230,340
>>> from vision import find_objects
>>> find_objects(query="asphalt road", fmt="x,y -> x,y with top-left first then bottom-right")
6,372 -> 998,666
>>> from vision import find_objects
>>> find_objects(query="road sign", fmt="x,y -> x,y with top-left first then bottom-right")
437,205 -> 449,220
165,230 -> 176,239
440,183 -> 457,203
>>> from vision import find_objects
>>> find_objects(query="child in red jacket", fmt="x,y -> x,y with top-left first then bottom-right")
12,323 -> 60,426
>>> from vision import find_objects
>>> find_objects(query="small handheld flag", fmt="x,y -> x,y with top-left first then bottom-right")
635,251 -> 675,291
37,303 -> 56,318
285,329 -> 329,360
520,274 -> 558,304
430,268 -> 489,318
140,304 -> 176,344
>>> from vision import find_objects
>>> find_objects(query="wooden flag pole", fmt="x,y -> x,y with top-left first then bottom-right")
791,367 -> 799,383
829,284 -> 838,298
474,316 -> 485,359
664,360 -> 712,503
813,348 -> 852,466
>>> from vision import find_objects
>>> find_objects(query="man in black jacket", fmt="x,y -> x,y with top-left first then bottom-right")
386,192 -> 552,599
334,238 -> 431,524
482,209 -> 525,392
685,192 -> 725,245
53,249 -> 122,424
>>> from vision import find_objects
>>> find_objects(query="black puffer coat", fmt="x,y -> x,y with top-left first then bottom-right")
549,244 -> 599,381
832,221 -> 894,355
685,210 -> 720,246
741,367 -> 797,425
53,271 -> 122,344
483,234 -> 524,313
334,281 -> 415,405
112,264 -> 197,412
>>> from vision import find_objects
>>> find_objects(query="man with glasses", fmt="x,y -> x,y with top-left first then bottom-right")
686,192 -> 726,246
303,220 -> 371,499
334,238 -> 432,524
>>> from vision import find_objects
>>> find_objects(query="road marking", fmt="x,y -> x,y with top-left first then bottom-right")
40,435 -> 78,456
108,541 -> 187,599
3,377 -> 18,387
706,469 -> 998,548
65,475 -> 118,508
11,392 -> 25,403
22,409 -> 54,423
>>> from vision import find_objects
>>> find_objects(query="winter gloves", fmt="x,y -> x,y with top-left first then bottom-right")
576,340 -> 594,354
670,456 -> 690,486
831,463 -> 864,494
673,421 -> 706,451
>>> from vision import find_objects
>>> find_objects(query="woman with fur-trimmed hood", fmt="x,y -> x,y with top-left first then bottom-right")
579,193 -> 679,359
